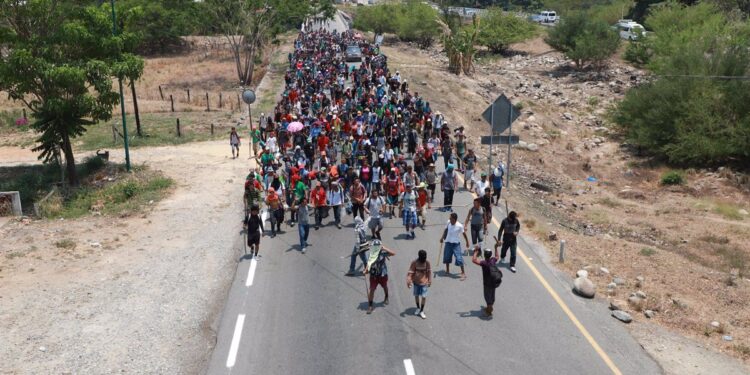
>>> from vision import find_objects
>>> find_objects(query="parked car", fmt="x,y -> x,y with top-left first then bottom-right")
531,10 -> 558,24
614,19 -> 647,40
345,45 -> 362,62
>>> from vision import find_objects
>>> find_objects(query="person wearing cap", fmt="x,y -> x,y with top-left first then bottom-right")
474,171 -> 490,198
327,181 -> 344,229
266,187 -> 284,238
495,211 -> 521,273
472,245 -> 501,317
406,249 -> 432,319
425,163 -> 438,202
399,182 -> 418,239
230,127 -> 241,159
440,164 -> 458,212
364,240 -> 396,314
463,149 -> 478,191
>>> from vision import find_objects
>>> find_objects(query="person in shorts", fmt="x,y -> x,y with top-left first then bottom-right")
462,149 -> 477,191
439,212 -> 470,280
243,205 -> 264,258
407,249 -> 432,319
365,240 -> 396,314
472,246 -> 500,317
364,189 -> 385,240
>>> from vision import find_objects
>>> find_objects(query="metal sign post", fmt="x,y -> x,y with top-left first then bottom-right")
242,89 -> 256,159
507,105 -> 513,191
481,94 -> 520,194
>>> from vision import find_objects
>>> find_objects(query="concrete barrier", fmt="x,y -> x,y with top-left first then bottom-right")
0,191 -> 22,216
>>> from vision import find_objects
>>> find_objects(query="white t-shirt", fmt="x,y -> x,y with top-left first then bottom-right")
400,191 -> 417,212
474,179 -> 490,196
445,221 -> 464,244
366,196 -> 385,219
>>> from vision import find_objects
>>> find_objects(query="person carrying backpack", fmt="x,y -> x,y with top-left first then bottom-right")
406,249 -> 432,319
243,205 -> 264,259
472,246 -> 502,317
364,239 -> 396,314
495,211 -> 521,273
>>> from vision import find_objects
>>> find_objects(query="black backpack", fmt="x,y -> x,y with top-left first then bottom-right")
370,254 -> 387,277
488,263 -> 503,288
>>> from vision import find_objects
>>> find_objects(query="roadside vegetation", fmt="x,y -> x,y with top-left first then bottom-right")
353,0 -> 441,48
545,13 -> 620,70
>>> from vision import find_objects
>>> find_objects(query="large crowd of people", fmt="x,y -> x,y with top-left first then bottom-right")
241,27 -> 520,317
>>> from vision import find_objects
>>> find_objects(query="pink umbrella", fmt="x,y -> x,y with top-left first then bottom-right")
287,121 -> 304,133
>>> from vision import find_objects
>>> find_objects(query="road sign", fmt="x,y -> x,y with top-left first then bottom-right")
481,135 -> 519,145
242,89 -> 256,105
481,94 -> 520,134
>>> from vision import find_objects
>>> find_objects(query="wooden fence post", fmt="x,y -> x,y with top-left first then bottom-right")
187,89 -> 191,103
211,123 -> 214,135
176,118 -> 181,137
237,94 -> 240,111
170,95 -> 175,112
206,92 -> 210,112
158,85 -> 164,100
219,93 -> 223,108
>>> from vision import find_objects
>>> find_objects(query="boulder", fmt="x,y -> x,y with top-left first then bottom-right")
609,299 -> 626,311
644,310 -> 655,319
635,276 -> 645,288
576,270 -> 589,278
612,310 -> 633,323
635,290 -> 647,299
573,276 -> 596,299
599,267 -> 610,275
606,282 -> 617,289
739,209 -> 749,216
526,143 -> 539,152
628,295 -> 645,311
547,231 -> 558,241
613,277 -> 626,286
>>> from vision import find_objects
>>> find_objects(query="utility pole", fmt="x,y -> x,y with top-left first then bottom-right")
110,0 -> 131,171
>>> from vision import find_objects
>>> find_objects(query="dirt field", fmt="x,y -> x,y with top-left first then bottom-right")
0,37 -> 292,374
382,37 -> 750,367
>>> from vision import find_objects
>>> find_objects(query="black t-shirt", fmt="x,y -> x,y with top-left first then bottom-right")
245,214 -> 263,233
498,218 -> 520,242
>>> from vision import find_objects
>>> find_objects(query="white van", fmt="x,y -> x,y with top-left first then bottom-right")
615,19 -> 647,40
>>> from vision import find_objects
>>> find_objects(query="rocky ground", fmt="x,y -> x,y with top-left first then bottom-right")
382,37 -> 750,370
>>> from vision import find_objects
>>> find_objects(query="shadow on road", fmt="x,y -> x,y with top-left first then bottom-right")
457,308 -> 492,320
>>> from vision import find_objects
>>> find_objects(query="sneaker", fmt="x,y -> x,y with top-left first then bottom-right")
366,306 -> 373,314
419,311 -> 426,319
336,224 -> 342,229
414,308 -> 421,316
510,266 -> 517,273
383,298 -> 389,305
345,271 -> 355,276
301,247 -> 306,254
500,257 -> 506,263
410,231 -> 415,238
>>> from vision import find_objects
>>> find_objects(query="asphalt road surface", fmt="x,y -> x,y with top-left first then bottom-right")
204,15 -> 662,375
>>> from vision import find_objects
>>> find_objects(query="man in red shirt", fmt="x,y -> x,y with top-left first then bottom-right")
349,178 -> 367,220
312,184 -> 327,230
317,132 -> 330,154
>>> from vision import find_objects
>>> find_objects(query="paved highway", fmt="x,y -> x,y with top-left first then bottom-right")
204,15 -> 662,375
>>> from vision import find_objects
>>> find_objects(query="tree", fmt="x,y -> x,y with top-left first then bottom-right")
476,7 -> 537,54
613,2 -> 750,166
208,0 -> 332,86
444,15 -> 480,75
397,1 -> 441,48
0,0 -> 144,187
545,13 -> 620,69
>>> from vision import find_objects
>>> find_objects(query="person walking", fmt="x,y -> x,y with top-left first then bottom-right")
243,205 -> 264,258
472,246 -> 502,317
349,178 -> 367,221
439,212 -> 470,280
312,183 -> 327,230
230,127 -> 241,159
462,149 -> 477,191
464,198 -> 487,247
440,164 -> 458,212
265,187 -> 284,237
365,240 -> 396,314
346,217 -> 370,276
327,181 -> 345,229
425,163 -> 437,203
495,211 -> 521,273
364,189 -> 385,240
416,182 -> 429,228
399,183 -> 418,239
491,163 -> 505,206
407,249 -> 432,319
297,196 -> 310,253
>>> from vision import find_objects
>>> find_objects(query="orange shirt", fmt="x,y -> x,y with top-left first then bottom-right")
312,187 -> 327,206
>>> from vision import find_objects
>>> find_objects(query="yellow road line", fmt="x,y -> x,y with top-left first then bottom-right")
457,174 -> 622,375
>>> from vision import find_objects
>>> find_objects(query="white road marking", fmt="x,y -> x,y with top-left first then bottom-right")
226,314 -> 245,368
403,359 -> 416,375
246,259 -> 258,287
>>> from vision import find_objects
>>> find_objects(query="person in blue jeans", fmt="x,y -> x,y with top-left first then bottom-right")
439,212 -> 470,280
346,216 -> 369,276
297,197 -> 310,253
495,211 -> 521,273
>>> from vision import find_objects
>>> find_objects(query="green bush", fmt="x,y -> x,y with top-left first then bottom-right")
623,41 -> 651,67
353,1 -> 440,49
476,7 -> 537,54
545,13 -> 620,69
121,181 -> 140,199
613,2 -> 750,166
660,170 -> 684,185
